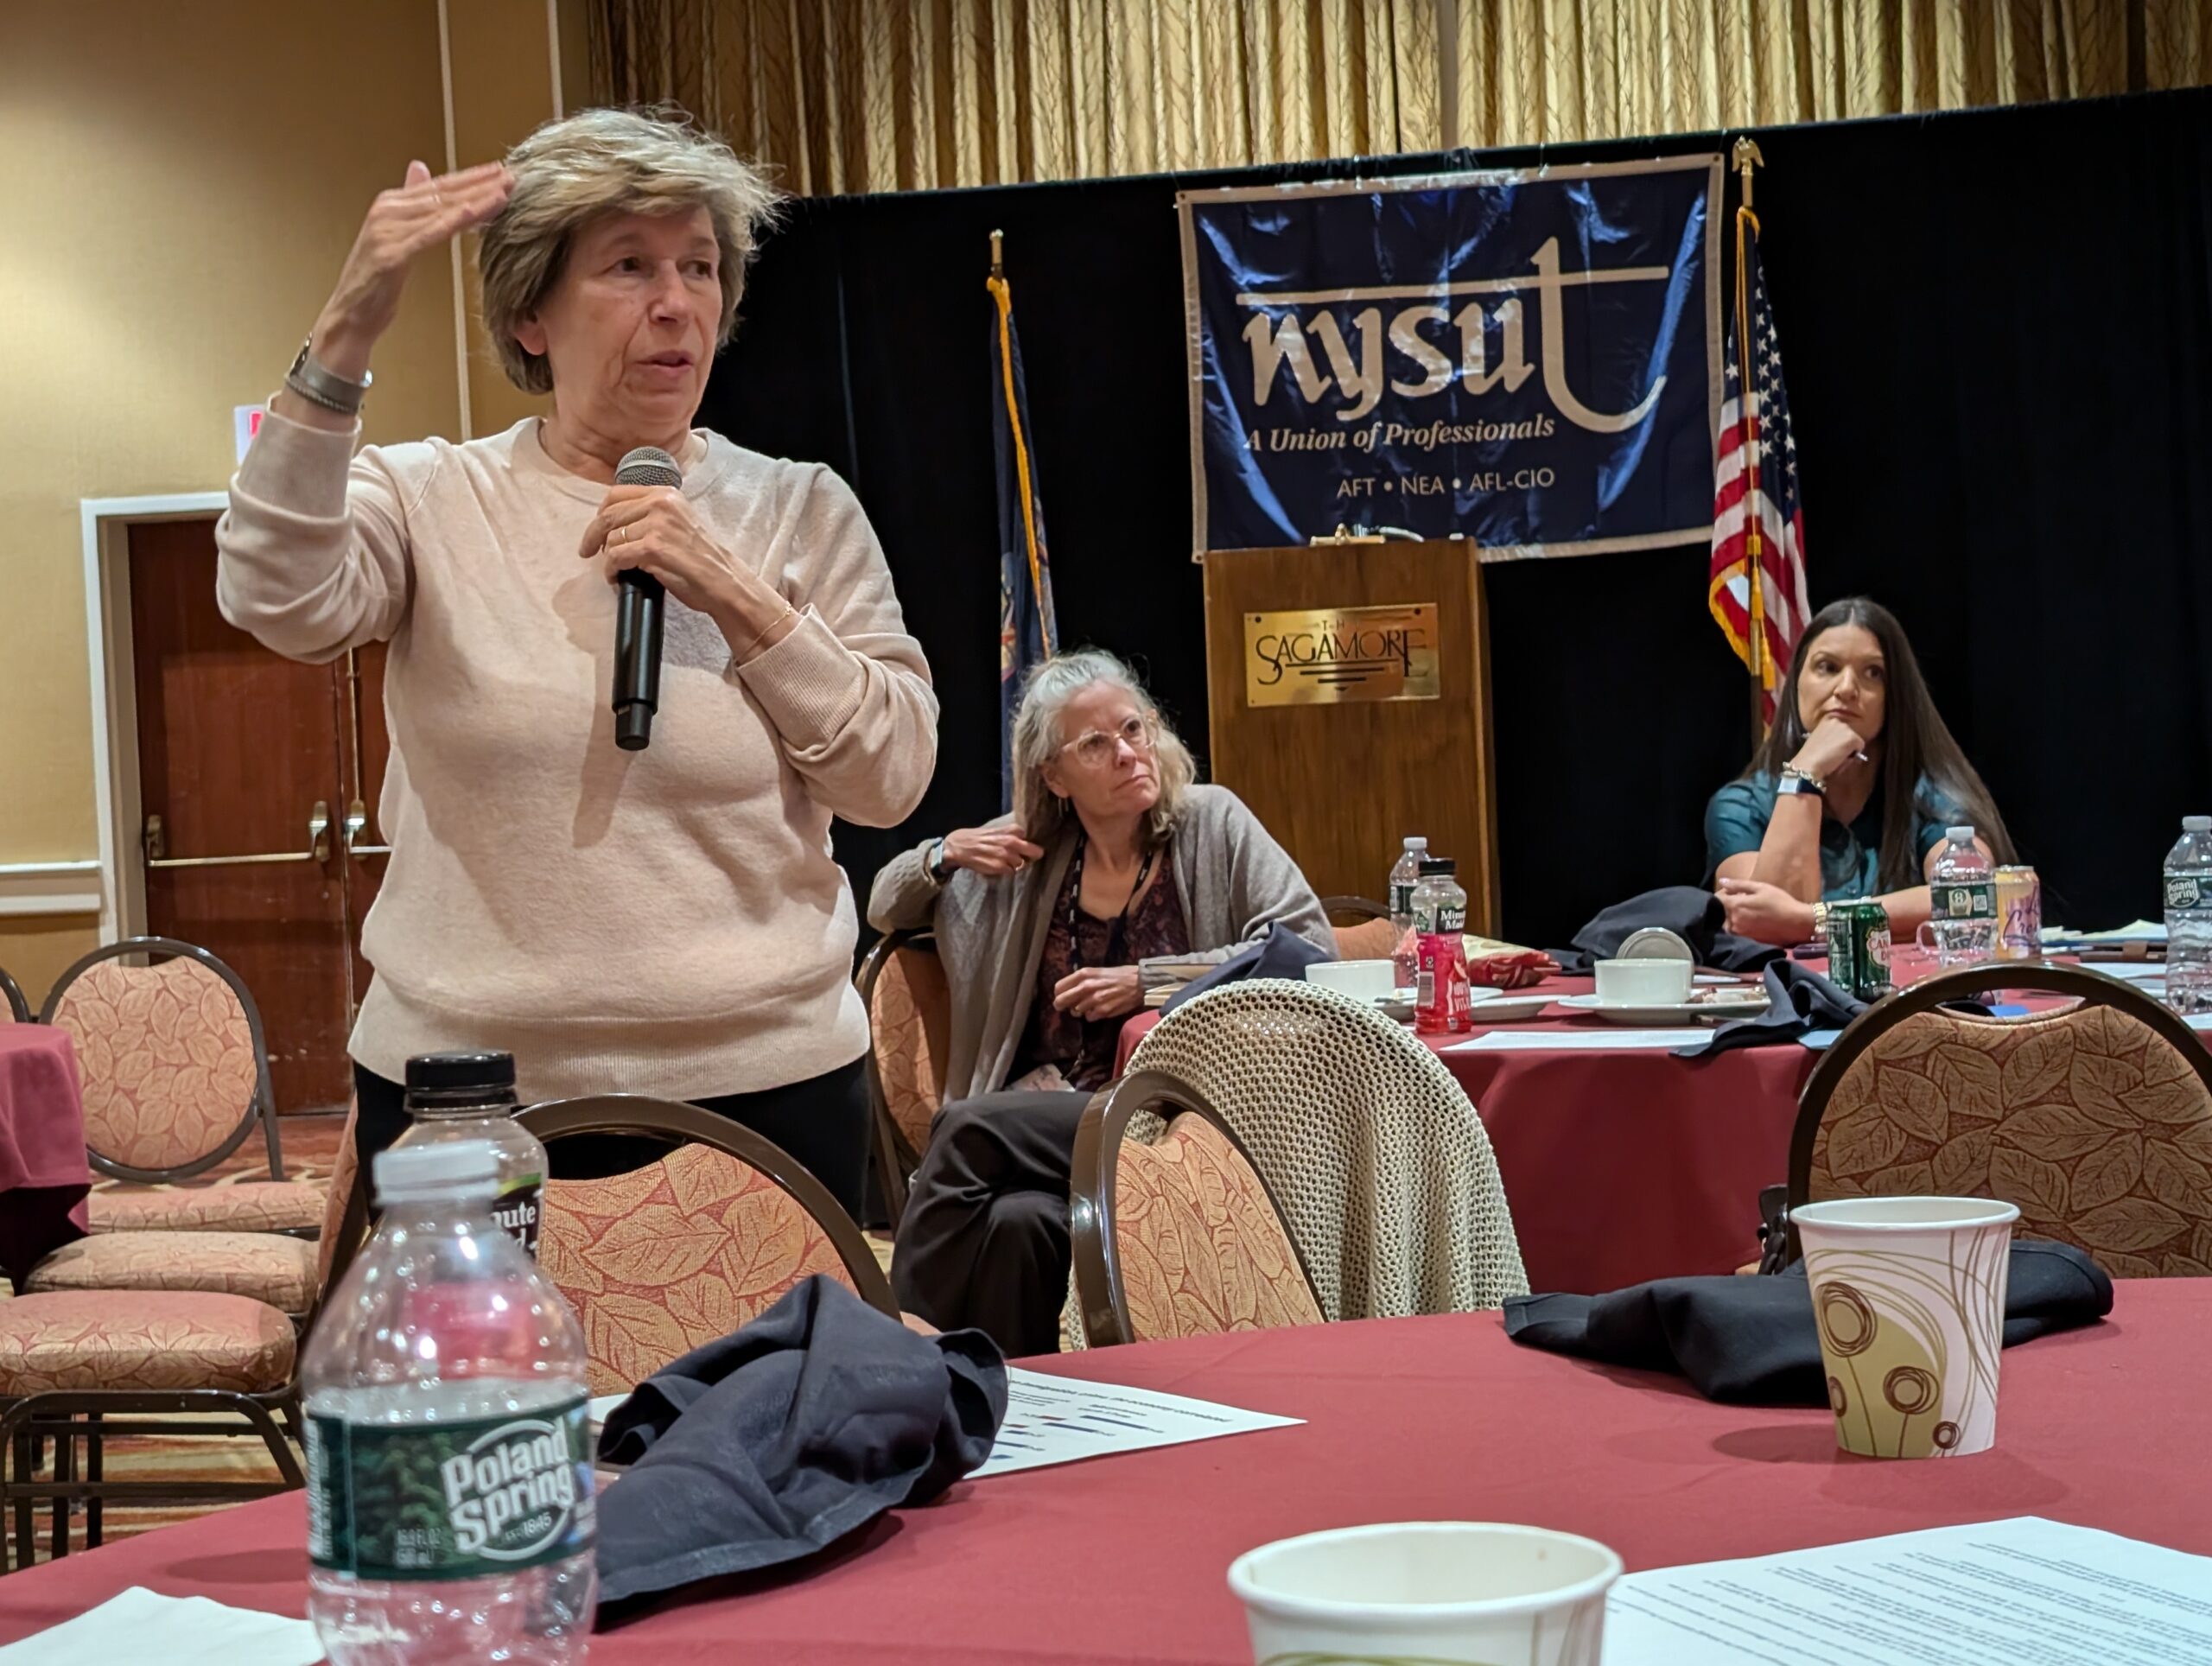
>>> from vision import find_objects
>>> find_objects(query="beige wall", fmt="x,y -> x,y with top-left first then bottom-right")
0,0 -> 574,1002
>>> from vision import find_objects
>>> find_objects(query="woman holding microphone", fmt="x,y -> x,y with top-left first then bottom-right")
217,109 -> 935,1211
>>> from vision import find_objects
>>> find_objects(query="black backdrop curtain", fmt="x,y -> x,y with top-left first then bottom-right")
701,86 -> 2212,950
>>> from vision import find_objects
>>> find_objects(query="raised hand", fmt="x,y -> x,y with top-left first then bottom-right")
312,159 -> 513,376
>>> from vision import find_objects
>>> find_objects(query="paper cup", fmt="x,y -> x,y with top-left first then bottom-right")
1793,1196 -> 2020,1459
1229,1522 -> 1620,1666
1306,959 -> 1395,1002
1592,957 -> 1692,1005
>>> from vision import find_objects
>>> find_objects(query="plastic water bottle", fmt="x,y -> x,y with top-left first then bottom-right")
1388,836 -> 1428,989
1412,856 -> 1471,1035
1928,826 -> 1996,966
2164,815 -> 2212,1014
387,1051 -> 548,1256
304,1141 -> 596,1663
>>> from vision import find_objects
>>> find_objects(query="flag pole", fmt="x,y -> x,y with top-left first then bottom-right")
1732,137 -> 1767,747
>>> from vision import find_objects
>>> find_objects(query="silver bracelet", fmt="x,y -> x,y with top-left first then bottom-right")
285,338 -> 372,416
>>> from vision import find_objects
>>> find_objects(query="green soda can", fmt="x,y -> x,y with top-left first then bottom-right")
1827,900 -> 1893,1000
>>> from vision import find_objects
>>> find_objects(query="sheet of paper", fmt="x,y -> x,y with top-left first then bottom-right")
1605,1517 -> 2212,1666
1449,1027 -> 1716,1052
2044,919 -> 2167,944
969,1366 -> 1300,1479
0,1587 -> 321,1666
2088,962 -> 2168,985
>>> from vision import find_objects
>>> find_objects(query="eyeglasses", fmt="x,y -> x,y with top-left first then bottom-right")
1058,713 -> 1160,770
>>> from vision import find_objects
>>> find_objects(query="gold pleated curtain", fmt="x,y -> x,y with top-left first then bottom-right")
586,1 -> 2212,194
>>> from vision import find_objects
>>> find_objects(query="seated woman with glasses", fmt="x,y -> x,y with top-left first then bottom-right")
868,648 -> 1332,1353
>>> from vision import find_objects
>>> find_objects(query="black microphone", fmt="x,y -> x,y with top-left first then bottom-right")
612,445 -> 682,750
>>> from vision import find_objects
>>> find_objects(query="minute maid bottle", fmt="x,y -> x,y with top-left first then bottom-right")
388,1052 -> 547,1256
304,1140 -> 596,1662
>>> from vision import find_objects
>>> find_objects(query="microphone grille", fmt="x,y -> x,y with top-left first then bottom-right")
615,445 -> 683,489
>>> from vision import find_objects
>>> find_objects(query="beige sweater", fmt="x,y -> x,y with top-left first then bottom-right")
217,409 -> 936,1101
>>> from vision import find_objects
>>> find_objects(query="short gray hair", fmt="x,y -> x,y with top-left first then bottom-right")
480,106 -> 782,393
1010,650 -> 1196,846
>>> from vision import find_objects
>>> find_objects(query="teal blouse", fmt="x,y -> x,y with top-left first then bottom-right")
1704,773 -> 1965,900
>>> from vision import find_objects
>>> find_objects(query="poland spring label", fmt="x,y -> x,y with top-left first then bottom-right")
308,1399 -> 594,1580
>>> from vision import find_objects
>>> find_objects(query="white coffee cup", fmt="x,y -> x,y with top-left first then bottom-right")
1229,1521 -> 1621,1666
1306,959 -> 1396,1002
1592,957 -> 1692,1006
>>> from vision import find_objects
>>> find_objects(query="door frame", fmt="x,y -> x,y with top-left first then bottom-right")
79,491 -> 228,946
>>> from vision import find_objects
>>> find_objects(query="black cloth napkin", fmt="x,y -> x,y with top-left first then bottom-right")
1549,886 -> 1784,976
593,1274 -> 1007,1610
1502,1239 -> 2113,1404
1675,958 -> 1867,1057
1160,920 -> 1335,1014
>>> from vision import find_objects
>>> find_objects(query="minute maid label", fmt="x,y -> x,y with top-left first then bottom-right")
493,1173 -> 544,1258
308,1398 -> 594,1580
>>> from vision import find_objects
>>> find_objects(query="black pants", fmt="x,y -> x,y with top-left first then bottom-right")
351,1056 -> 871,1219
890,1090 -> 1091,1357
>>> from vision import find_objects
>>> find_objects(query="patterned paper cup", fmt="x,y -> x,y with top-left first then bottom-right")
1227,1522 -> 1621,1666
1793,1196 -> 2020,1459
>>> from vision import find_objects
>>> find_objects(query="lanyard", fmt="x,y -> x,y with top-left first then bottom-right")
1065,831 -> 1159,972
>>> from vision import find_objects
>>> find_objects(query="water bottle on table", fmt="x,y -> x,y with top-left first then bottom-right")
1388,836 -> 1427,989
303,1141 -> 597,1663
386,1050 -> 548,1257
2164,815 -> 2212,1014
1919,826 -> 1995,967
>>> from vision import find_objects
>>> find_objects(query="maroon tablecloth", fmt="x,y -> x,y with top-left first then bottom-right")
1,1280 -> 2202,1662
1118,974 -> 1813,1294
0,1025 -> 88,1286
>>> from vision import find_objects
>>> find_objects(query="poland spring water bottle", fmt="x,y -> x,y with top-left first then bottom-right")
2164,815 -> 2212,1015
1388,836 -> 1428,989
304,1141 -> 596,1663
1928,826 -> 1996,967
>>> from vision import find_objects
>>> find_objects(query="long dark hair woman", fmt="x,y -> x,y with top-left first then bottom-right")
1705,597 -> 2014,946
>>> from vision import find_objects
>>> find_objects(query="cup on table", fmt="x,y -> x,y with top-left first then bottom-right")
1793,1195 -> 2020,1459
1591,957 -> 1692,1006
1228,1521 -> 1621,1666
1306,959 -> 1396,1003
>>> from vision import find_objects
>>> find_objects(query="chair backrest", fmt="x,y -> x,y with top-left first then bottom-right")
855,929 -> 951,1215
1071,1070 -> 1324,1345
40,936 -> 281,1183
519,1094 -> 899,1395
1124,979 -> 1529,1320
312,1098 -> 367,1310
1790,963 -> 2212,1278
0,964 -> 27,1025
1321,895 -> 1400,961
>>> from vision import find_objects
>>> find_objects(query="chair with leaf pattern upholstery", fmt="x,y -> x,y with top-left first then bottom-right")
855,928 -> 951,1221
0,1097 -> 366,1568
1320,895 -> 1399,962
40,938 -> 322,1237
1787,963 -> 2212,1278
1070,1069 -> 1324,1346
520,1095 -> 899,1396
0,966 -> 27,1026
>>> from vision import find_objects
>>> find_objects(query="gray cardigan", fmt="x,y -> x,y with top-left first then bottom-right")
867,785 -> 1334,1103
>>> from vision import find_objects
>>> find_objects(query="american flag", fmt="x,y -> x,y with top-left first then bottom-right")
1707,222 -> 1808,724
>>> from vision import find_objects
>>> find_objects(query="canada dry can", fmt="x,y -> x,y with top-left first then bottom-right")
1994,866 -> 2042,962
1827,900 -> 1893,1000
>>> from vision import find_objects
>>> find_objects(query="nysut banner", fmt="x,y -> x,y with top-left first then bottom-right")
1178,156 -> 1722,558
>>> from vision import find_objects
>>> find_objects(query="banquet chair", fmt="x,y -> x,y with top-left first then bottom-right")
521,1095 -> 899,1396
855,928 -> 950,1220
0,1097 -> 365,1569
0,967 -> 27,1025
1321,895 -> 1399,961
1120,979 -> 1529,1323
39,938 -> 323,1237
1784,963 -> 2212,1277
1070,1069 -> 1324,1345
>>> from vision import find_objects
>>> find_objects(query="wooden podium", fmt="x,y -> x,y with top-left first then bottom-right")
1201,539 -> 1501,934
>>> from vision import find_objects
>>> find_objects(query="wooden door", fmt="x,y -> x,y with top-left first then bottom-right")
129,520 -> 359,1114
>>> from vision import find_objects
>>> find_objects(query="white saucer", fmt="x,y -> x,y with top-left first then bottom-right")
1554,992 -> 1770,1026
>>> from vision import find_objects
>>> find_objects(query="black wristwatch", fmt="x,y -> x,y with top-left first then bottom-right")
1777,764 -> 1825,800
926,838 -> 953,882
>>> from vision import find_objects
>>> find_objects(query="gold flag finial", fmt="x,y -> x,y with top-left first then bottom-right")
1732,137 -> 1764,212
989,228 -> 1004,277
